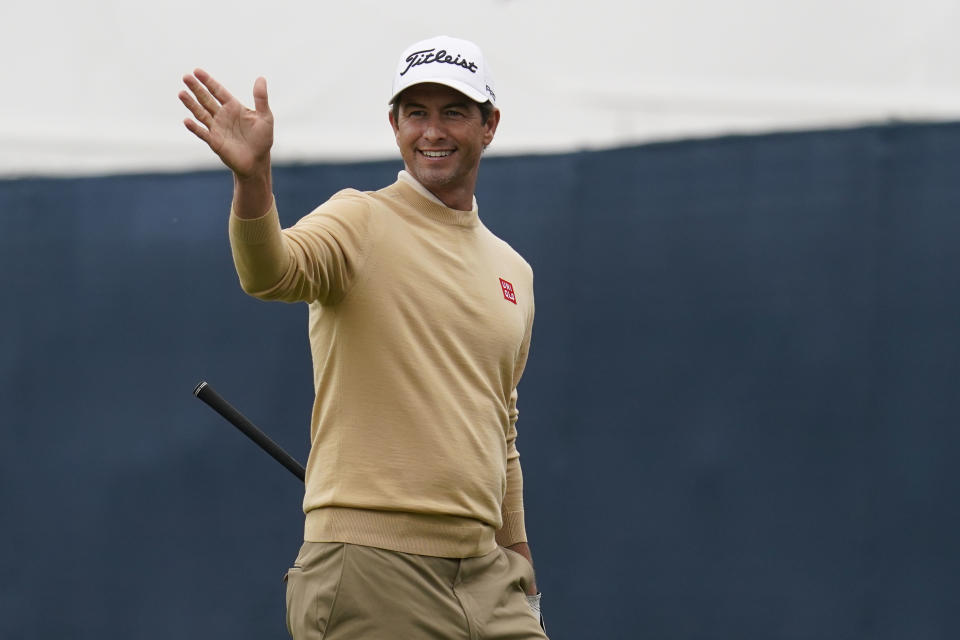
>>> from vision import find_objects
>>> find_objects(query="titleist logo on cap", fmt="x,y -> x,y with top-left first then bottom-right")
400,48 -> 479,76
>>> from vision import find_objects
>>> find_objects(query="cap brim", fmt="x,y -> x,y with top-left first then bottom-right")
389,77 -> 491,106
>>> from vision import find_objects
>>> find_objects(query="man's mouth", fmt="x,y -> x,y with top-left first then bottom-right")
420,150 -> 454,158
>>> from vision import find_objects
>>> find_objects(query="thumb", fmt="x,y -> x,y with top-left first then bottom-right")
252,76 -> 270,114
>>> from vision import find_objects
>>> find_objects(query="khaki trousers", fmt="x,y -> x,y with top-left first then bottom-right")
285,542 -> 548,640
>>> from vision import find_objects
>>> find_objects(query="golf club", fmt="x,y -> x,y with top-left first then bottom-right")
193,380 -> 305,482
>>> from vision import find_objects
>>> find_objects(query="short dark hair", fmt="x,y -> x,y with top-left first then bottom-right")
391,95 -> 495,124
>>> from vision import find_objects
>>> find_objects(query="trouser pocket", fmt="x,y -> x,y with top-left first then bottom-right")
284,542 -> 346,640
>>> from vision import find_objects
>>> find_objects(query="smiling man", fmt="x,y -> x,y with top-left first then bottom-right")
388,44 -> 499,212
179,36 -> 547,639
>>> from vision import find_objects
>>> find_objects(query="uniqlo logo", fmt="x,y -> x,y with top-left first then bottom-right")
499,278 -> 517,304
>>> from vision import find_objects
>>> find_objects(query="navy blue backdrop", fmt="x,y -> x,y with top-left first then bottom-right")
2,122 -> 959,639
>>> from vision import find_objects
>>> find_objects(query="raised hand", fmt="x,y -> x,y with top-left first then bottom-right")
179,69 -> 273,179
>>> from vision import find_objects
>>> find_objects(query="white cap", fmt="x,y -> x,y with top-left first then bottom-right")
389,35 -> 497,106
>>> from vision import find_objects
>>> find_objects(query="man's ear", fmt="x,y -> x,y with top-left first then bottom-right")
483,108 -> 501,147
389,110 -> 400,137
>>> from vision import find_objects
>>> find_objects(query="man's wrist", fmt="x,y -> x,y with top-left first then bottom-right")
232,165 -> 273,219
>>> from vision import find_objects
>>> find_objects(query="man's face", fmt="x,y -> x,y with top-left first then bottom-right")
389,83 -> 499,210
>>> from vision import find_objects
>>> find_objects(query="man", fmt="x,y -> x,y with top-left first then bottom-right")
179,35 -> 547,639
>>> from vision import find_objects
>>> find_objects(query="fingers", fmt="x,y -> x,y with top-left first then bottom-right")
252,76 -> 270,115
180,69 -> 269,120
182,117 -> 212,145
181,71 -> 223,122
192,68 -> 236,108
178,88 -> 212,128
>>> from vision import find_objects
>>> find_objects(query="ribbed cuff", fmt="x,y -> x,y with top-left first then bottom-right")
228,199 -> 280,245
494,510 -> 527,547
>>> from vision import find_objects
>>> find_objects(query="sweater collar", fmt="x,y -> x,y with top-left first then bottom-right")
394,171 -> 480,227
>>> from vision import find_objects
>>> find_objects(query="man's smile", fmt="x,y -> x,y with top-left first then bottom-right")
419,149 -> 455,158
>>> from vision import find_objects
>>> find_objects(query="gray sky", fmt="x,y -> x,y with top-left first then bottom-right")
2,0 -> 959,176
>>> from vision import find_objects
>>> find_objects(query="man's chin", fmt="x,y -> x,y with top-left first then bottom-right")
412,168 -> 455,189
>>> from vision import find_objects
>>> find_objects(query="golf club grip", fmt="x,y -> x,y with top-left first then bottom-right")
193,381 -> 305,482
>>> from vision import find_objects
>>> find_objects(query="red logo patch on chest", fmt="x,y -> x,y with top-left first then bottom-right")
499,278 -> 517,304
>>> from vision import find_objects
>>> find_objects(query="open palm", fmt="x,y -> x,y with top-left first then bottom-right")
179,69 -> 274,177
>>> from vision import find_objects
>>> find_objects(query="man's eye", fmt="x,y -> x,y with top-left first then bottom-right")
446,110 -> 464,117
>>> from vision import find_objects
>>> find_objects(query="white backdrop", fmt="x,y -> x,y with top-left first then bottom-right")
2,0 -> 959,177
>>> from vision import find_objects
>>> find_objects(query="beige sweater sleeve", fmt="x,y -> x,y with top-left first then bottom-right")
228,190 -> 373,304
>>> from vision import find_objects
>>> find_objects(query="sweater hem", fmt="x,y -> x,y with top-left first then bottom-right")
304,507 -> 497,559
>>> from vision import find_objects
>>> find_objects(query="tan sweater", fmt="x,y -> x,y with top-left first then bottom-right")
228,179 -> 535,558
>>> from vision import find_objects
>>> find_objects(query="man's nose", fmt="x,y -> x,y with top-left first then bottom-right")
422,116 -> 445,141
